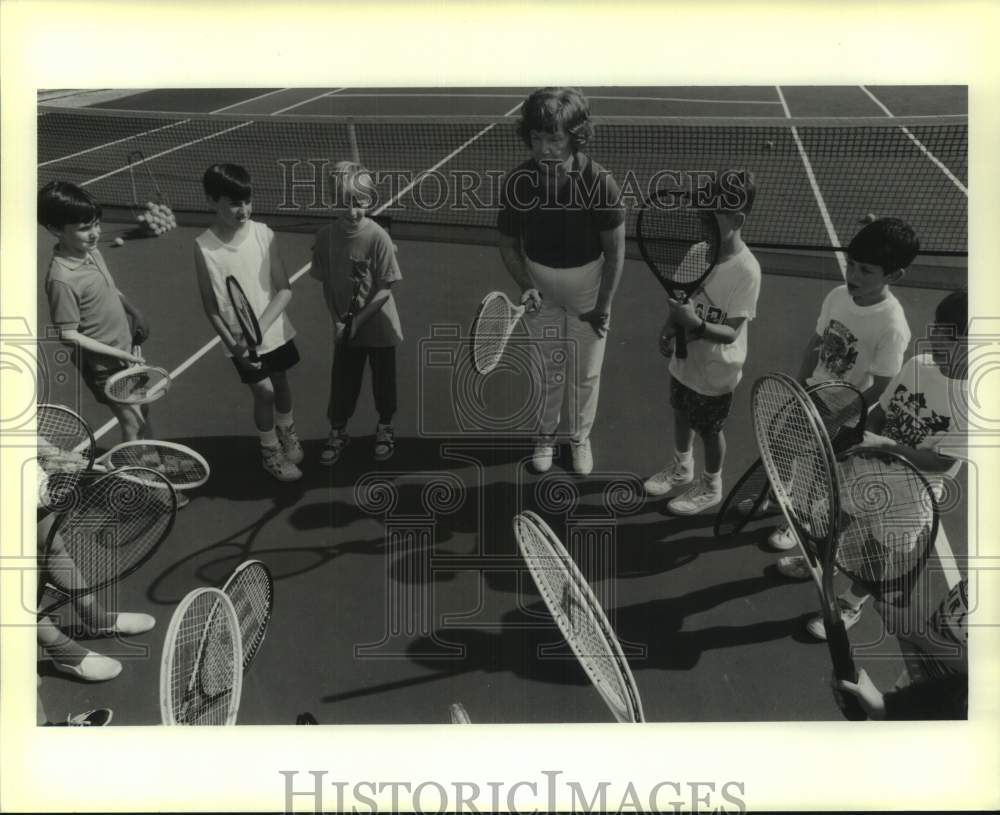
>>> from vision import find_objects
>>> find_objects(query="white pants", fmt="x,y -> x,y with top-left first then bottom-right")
525,256 -> 607,443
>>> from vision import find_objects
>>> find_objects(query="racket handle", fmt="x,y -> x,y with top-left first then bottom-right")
674,326 -> 688,359
826,623 -> 867,721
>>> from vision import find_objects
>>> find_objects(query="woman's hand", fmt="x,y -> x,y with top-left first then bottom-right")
578,309 -> 610,339
520,288 -> 542,313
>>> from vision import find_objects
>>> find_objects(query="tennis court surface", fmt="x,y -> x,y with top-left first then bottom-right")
35,86 -> 968,723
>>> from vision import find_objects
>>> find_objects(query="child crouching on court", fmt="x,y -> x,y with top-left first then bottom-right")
310,161 -> 403,464
644,171 -> 762,516
194,163 -> 303,482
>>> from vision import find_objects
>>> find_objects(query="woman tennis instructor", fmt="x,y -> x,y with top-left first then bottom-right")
497,87 -> 626,476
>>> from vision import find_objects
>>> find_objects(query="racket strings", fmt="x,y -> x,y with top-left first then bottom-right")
106,368 -> 166,402
810,386 -> 866,450
46,472 -> 174,592
225,567 -> 272,666
170,592 -> 239,725
754,383 -> 835,541
106,445 -> 208,487
638,210 -> 717,282
835,455 -> 935,584
516,517 -> 635,722
472,295 -> 516,372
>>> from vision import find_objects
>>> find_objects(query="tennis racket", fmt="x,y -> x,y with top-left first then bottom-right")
514,510 -> 644,723
36,403 -> 96,512
38,467 -> 177,619
104,345 -> 171,405
470,291 -> 526,375
714,381 -> 867,536
750,372 -> 866,720
90,440 -> 210,491
225,276 -> 263,364
834,448 -> 938,605
636,191 -> 721,359
449,703 -> 472,724
220,559 -> 274,672
160,587 -> 243,726
337,273 -> 365,349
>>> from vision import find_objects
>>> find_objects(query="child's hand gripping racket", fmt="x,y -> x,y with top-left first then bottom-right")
104,345 -> 171,405
637,191 -> 720,359
225,275 -> 263,367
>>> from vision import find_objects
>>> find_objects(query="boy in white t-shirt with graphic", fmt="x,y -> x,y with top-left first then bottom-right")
644,171 -> 762,515
769,217 -> 918,553
194,163 -> 303,482
796,289 -> 968,640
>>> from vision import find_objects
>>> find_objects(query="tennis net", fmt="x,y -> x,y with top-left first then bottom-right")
38,105 -> 967,257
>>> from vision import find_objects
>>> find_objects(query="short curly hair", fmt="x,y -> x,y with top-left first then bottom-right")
847,217 -> 920,272
516,87 -> 594,151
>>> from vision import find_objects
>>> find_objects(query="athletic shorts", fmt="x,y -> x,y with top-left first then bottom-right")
230,339 -> 300,384
670,376 -> 733,437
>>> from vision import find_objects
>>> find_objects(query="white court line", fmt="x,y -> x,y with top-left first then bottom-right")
268,88 -> 347,116
209,88 -> 295,114
858,86 -> 968,196
775,86 -> 846,278
79,122 -> 253,187
89,101 -> 524,442
38,119 -> 189,168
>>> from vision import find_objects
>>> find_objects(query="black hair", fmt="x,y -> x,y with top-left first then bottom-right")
516,87 -> 594,151
37,181 -> 102,228
847,217 -> 920,272
202,163 -> 253,202
935,289 -> 968,337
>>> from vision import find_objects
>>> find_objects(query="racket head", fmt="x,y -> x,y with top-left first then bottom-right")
41,466 -> 177,601
98,440 -> 210,490
221,559 -> 274,672
470,291 -> 524,375
225,275 -> 263,348
160,587 -> 243,726
449,703 -> 472,724
751,373 -> 841,558
636,191 -> 721,292
806,380 -> 868,454
36,403 -> 96,511
834,448 -> 938,598
713,458 -> 775,536
104,364 -> 171,405
513,510 -> 644,723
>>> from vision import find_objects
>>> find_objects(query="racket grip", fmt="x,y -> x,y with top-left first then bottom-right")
826,624 -> 867,721
674,327 -> 688,359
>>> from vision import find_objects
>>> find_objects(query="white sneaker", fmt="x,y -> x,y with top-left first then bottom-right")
667,475 -> 722,516
532,439 -> 555,473
806,602 -> 865,641
571,439 -> 593,476
644,457 -> 694,496
276,422 -> 304,465
768,526 -> 797,551
261,443 -> 303,482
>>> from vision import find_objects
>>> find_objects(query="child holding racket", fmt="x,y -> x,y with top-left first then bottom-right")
195,164 -> 303,482
310,161 -> 402,464
644,172 -> 761,515
38,181 -> 151,442
794,289 -> 969,640
769,217 -> 918,555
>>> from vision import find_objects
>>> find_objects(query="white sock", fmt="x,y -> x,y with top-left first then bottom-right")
259,428 -> 278,448
674,449 -> 693,466
275,410 -> 294,428
703,468 -> 722,489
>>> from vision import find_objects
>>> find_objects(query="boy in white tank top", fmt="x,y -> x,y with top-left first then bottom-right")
194,164 -> 303,481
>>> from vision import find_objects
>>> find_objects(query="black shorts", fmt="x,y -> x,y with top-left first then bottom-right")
79,355 -> 129,406
670,377 -> 733,437
231,339 -> 300,384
